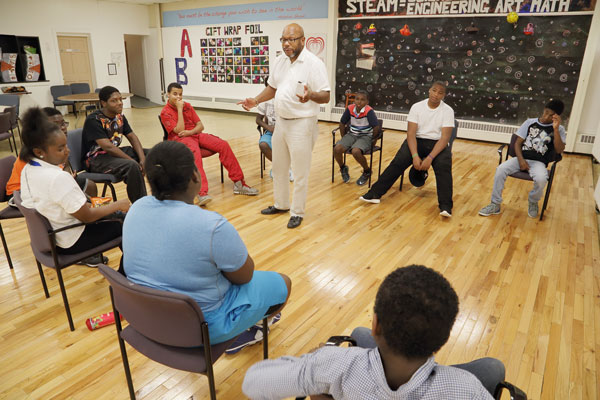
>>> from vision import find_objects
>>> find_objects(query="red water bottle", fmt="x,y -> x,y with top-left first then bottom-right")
86,311 -> 122,331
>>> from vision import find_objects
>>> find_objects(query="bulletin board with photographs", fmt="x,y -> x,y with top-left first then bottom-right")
200,36 -> 270,84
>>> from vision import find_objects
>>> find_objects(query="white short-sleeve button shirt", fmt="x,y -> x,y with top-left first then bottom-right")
269,48 -> 330,119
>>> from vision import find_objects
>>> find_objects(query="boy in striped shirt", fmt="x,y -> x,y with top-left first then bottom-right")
334,91 -> 381,186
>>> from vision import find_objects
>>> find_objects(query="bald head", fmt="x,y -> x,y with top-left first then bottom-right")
281,23 -> 305,62
283,23 -> 304,38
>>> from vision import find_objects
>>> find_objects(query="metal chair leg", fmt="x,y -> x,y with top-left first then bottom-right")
55,267 -> 75,331
262,317 -> 269,359
539,166 -> 556,221
202,323 -> 218,400
0,223 -> 14,269
111,288 -> 136,400
220,163 -> 224,184
36,260 -> 49,298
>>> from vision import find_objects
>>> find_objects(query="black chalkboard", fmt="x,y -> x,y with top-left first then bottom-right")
335,16 -> 592,124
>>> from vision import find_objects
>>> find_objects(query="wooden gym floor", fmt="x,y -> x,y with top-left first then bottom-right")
0,106 -> 597,399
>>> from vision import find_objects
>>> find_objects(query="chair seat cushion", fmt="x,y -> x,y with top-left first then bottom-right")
0,132 -> 12,139
200,149 -> 216,158
344,145 -> 380,155
77,172 -> 120,183
509,171 -> 534,181
121,326 -> 235,373
0,205 -> 23,220
33,236 -> 121,268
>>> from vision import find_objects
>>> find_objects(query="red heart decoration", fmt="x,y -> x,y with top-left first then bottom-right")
306,36 -> 325,56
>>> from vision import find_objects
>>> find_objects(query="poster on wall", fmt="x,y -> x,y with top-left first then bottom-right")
336,0 -> 593,124
162,0 -> 328,100
199,34 -> 271,84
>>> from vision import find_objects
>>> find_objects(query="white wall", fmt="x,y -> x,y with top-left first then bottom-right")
578,25 -> 600,136
0,0 -> 153,112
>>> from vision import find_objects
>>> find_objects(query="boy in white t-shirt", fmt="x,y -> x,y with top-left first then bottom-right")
360,82 -> 455,217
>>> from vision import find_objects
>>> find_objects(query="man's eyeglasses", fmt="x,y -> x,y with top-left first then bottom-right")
280,37 -> 303,44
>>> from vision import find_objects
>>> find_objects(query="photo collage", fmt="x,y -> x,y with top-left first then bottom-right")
200,36 -> 270,84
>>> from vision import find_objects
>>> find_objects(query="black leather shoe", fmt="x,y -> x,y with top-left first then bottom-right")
287,216 -> 303,229
261,206 -> 289,215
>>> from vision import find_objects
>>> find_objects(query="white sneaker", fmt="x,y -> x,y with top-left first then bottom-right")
196,195 -> 212,206
439,209 -> 452,218
233,181 -> 259,196
289,169 -> 294,182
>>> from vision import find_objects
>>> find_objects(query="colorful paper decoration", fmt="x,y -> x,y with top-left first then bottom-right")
507,12 -> 519,26
524,23 -> 534,35
367,24 -> 377,34
400,24 -> 412,36
25,54 -> 41,81
1,53 -> 18,82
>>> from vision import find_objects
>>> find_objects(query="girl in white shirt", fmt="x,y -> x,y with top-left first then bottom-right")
19,107 -> 130,258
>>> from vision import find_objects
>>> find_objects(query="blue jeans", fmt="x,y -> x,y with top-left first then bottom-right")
491,158 -> 548,204
351,327 -> 505,396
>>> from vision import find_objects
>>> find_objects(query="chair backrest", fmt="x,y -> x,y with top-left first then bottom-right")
98,264 -> 207,347
4,105 -> 17,126
70,83 -> 91,95
66,128 -> 85,171
0,94 -> 19,115
0,155 -> 16,202
345,93 -> 356,108
0,112 -> 11,133
448,120 -> 458,151
158,115 -> 169,141
507,134 -> 519,159
13,191 -> 54,255
50,85 -> 72,100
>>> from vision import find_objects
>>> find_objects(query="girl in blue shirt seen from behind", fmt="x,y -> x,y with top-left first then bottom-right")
123,141 -> 291,352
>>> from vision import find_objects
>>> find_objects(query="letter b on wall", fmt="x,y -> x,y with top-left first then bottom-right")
175,58 -> 188,85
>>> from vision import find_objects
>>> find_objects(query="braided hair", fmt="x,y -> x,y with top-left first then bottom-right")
20,107 -> 62,162
144,141 -> 197,200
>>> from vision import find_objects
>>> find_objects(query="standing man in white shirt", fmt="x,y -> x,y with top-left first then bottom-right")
239,23 -> 330,229
360,82 -> 455,217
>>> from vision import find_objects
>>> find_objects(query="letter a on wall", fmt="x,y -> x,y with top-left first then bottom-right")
181,29 -> 192,57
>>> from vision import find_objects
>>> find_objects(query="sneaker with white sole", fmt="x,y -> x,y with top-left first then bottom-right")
225,325 -> 264,354
479,203 -> 501,216
78,254 -> 108,268
439,209 -> 452,218
253,312 -> 281,329
359,192 -> 380,204
528,201 -> 539,218
196,195 -> 212,206
233,181 -> 259,196
289,169 -> 294,182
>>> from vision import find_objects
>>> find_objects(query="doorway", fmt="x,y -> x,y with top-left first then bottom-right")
124,34 -> 147,99
57,35 -> 93,87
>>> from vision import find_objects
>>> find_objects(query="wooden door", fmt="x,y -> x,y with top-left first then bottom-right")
57,35 -> 93,87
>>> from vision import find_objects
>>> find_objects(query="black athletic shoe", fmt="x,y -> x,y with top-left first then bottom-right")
340,165 -> 350,183
356,170 -> 371,186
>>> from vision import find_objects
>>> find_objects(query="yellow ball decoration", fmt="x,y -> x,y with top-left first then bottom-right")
507,12 -> 519,24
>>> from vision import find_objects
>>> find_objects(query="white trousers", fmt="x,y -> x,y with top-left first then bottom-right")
272,116 -> 319,217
